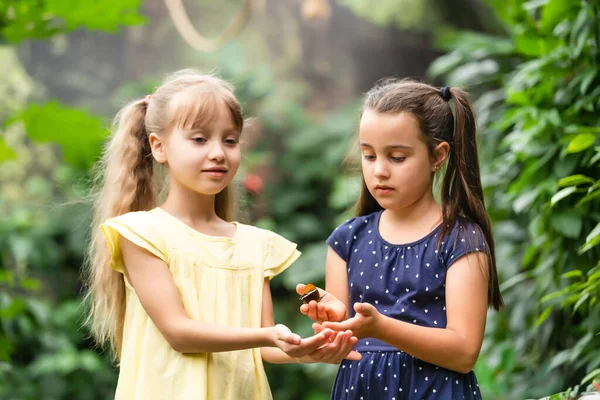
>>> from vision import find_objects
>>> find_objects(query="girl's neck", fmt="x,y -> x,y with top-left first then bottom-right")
383,189 -> 442,231
160,182 -> 219,224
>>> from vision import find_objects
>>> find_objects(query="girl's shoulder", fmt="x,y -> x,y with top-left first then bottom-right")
442,217 -> 485,242
104,209 -> 159,229
326,211 -> 381,261
437,217 -> 487,268
331,211 -> 380,234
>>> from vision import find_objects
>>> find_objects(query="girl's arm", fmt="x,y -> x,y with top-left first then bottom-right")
324,252 -> 489,374
121,236 -> 299,353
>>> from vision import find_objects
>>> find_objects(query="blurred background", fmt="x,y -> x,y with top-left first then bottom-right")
0,0 -> 599,399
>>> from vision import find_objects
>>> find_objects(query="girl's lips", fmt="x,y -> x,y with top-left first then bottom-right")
202,169 -> 228,178
375,186 -> 394,195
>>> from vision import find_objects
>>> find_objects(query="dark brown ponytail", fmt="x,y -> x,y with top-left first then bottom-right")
442,87 -> 503,310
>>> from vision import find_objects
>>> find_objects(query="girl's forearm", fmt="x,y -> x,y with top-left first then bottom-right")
167,318 -> 274,353
374,316 -> 480,374
260,347 -> 299,364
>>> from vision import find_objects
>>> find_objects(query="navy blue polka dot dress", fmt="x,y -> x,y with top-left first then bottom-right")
326,210 -> 485,400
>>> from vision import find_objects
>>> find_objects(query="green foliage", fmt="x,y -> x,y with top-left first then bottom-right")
0,137 -> 17,161
0,0 -> 144,43
0,1 -> 145,399
0,127 -> 115,398
429,0 -> 600,398
0,0 -> 144,170
6,101 -> 108,169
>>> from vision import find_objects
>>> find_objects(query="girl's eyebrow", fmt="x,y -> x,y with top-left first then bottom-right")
224,129 -> 241,137
360,143 -> 412,150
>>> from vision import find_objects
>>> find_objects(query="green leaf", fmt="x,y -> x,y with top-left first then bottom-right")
541,0 -> 574,32
581,368 -> 600,385
536,306 -> 553,326
561,270 -> 583,280
514,34 -> 558,57
573,293 -> 590,312
551,186 -> 577,206
578,187 -> 600,206
427,51 -> 465,78
589,146 -> 600,165
579,222 -> 600,253
435,31 -> 513,55
580,67 -> 598,94
0,137 -> 17,162
567,133 -> 597,153
7,101 -> 108,169
550,210 -> 582,239
1,0 -> 145,42
0,335 -> 14,361
541,287 -> 569,303
558,174 -> 595,187
548,349 -> 571,370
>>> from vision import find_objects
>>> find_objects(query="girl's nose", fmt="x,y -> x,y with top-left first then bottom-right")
374,160 -> 390,178
208,143 -> 225,162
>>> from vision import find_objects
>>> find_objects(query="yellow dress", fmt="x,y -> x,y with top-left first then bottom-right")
100,207 -> 301,400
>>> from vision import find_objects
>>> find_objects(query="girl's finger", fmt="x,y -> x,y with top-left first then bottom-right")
326,305 -> 340,321
332,331 -> 353,361
284,333 -> 302,345
312,322 -> 326,333
309,340 -> 338,362
322,321 -> 346,331
345,350 -> 362,361
300,304 -> 309,315
317,304 -> 329,321
308,300 -> 319,320
325,331 -> 348,362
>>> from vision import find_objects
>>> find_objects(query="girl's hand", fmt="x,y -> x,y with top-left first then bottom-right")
321,302 -> 381,339
270,324 -> 334,359
296,284 -> 346,322
300,323 -> 361,364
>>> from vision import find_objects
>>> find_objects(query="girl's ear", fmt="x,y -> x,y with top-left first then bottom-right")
431,141 -> 450,172
149,133 -> 167,164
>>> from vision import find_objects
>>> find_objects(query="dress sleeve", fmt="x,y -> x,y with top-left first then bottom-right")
100,212 -> 166,274
441,220 -> 488,269
263,231 -> 301,279
325,217 -> 358,262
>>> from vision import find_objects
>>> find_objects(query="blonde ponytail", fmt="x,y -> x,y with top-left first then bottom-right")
84,98 -> 156,357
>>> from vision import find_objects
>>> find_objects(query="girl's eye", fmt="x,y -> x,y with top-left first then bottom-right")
224,138 -> 238,145
193,137 -> 206,143
362,155 -> 375,161
391,156 -> 406,162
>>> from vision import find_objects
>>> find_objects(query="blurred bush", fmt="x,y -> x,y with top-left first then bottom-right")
429,0 -> 600,398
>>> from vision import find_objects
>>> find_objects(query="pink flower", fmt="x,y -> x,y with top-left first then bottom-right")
243,174 -> 264,194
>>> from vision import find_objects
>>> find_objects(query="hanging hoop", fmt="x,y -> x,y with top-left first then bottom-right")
165,0 -> 255,52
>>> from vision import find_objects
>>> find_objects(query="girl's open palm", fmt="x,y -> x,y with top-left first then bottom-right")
296,284 -> 346,322
322,302 -> 381,339
272,324 -> 334,359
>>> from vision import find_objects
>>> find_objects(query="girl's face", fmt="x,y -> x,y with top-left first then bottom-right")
151,100 -> 241,196
359,110 -> 447,211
